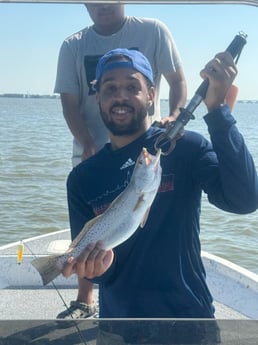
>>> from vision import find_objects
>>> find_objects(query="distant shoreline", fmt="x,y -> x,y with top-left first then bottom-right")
0,94 -> 60,99
0,94 -> 257,104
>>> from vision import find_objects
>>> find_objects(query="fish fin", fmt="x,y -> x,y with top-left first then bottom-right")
31,255 -> 62,286
133,194 -> 145,212
140,207 -> 151,228
133,194 -> 150,227
70,215 -> 103,249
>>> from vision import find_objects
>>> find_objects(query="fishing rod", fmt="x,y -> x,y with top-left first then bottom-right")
154,32 -> 248,155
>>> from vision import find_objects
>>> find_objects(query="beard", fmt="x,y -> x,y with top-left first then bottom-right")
99,103 -> 148,136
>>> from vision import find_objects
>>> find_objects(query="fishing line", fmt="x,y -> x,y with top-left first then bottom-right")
22,241 -> 89,345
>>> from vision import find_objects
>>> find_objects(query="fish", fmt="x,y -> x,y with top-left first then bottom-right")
31,147 -> 162,286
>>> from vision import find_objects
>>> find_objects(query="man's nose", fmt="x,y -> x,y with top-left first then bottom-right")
113,87 -> 129,100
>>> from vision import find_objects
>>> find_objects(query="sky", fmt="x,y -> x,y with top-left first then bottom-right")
0,2 -> 258,100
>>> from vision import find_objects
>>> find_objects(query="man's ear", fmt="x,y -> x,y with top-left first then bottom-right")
148,86 -> 155,105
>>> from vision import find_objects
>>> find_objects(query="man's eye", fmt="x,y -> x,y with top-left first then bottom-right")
128,85 -> 138,93
105,85 -> 116,94
109,85 -> 117,91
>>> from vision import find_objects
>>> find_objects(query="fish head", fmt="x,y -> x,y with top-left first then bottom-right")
132,147 -> 162,193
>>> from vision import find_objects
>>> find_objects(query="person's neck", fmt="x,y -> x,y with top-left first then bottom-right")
110,124 -> 150,151
93,17 -> 126,36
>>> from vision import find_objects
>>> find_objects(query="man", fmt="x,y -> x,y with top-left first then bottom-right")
55,3 -> 186,166
54,3 -> 187,319
62,48 -> 258,342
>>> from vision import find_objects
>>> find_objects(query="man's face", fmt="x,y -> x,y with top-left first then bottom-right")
96,67 -> 154,136
86,4 -> 124,28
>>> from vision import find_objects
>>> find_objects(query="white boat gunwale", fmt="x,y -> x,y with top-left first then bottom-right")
1,229 -> 258,319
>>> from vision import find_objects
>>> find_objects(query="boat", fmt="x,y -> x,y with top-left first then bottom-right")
0,228 -> 258,343
1,228 -> 258,320
0,0 -> 258,343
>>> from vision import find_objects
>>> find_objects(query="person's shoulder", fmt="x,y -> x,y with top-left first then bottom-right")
145,126 -> 164,140
64,26 -> 92,43
70,146 -> 109,177
128,16 -> 168,29
176,130 -> 211,156
126,16 -> 158,29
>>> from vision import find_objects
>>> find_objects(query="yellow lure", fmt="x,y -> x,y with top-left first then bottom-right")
17,241 -> 24,264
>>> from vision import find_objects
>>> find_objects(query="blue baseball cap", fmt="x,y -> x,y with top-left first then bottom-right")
94,48 -> 154,85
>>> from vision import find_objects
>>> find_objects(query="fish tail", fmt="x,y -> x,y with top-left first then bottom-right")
31,255 -> 62,286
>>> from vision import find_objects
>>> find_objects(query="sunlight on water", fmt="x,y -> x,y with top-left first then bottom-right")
0,98 -> 258,274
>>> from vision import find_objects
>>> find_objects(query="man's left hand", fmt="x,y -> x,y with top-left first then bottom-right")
62,241 -> 114,279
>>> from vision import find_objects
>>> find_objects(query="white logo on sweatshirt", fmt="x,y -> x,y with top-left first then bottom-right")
120,158 -> 135,170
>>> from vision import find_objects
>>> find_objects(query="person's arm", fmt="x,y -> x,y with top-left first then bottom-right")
152,19 -> 187,125
197,103 -> 258,214
198,52 -> 258,212
160,67 -> 187,125
54,38 -> 96,161
61,93 -> 96,160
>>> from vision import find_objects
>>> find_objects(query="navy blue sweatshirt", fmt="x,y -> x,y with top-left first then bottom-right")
67,105 -> 258,318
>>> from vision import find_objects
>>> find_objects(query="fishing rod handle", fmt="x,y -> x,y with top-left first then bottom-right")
154,32 -> 247,155
195,32 -> 247,100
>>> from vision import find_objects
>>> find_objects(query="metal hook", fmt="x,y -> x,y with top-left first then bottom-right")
154,133 -> 177,156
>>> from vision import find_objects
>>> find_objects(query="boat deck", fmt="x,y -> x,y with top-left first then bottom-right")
0,285 -> 248,320
1,230 -> 258,344
0,287 -> 255,345
0,229 -> 255,320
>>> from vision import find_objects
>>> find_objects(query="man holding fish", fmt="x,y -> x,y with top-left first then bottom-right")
56,48 -> 257,341
54,3 -> 187,320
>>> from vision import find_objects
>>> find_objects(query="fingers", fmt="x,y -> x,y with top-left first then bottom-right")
159,117 -> 173,127
62,255 -> 77,277
77,241 -> 104,278
200,52 -> 237,82
200,52 -> 238,111
62,242 -> 114,279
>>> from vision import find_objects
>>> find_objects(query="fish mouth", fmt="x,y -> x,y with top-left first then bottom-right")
142,147 -> 161,169
152,149 -> 161,171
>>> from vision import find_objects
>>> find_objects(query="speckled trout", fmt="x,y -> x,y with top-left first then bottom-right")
32,147 -> 162,285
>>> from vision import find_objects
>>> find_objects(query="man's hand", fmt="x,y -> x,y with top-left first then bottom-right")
200,52 -> 238,112
62,241 -> 114,279
158,113 -> 178,127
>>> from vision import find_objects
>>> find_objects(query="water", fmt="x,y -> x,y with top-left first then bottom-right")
0,97 -> 258,274
0,97 -> 72,242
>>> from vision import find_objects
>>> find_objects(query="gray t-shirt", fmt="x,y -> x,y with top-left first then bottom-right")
54,16 -> 182,164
